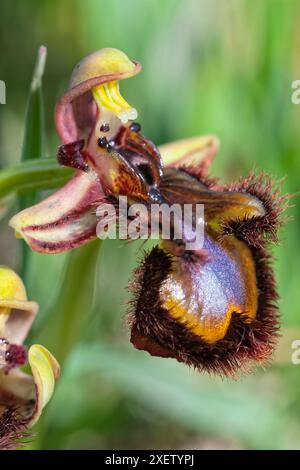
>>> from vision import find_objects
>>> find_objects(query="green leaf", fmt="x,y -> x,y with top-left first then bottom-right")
0,158 -> 73,199
20,45 -> 47,209
19,46 -> 47,278
21,47 -> 46,162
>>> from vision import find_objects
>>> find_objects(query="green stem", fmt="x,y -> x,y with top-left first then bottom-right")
19,46 -> 47,280
33,239 -> 102,363
27,239 -> 103,449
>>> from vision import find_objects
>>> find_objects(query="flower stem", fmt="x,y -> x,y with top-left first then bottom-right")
19,46 -> 47,280
32,239 -> 102,363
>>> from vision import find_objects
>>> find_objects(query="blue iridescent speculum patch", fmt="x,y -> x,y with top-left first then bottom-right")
129,165 -> 288,376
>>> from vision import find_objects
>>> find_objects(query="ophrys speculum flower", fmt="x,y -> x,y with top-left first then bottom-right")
0,267 -> 59,449
10,48 -> 289,376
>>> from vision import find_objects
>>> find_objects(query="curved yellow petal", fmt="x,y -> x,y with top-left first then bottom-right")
70,48 -> 137,88
0,267 -> 38,343
0,266 -> 27,302
28,344 -> 60,427
55,49 -> 141,144
159,135 -> 219,169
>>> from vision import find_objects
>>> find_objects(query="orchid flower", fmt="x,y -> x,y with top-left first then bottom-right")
0,266 -> 59,449
10,48 -> 288,376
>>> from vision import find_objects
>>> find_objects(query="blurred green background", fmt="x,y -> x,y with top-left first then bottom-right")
0,0 -> 300,450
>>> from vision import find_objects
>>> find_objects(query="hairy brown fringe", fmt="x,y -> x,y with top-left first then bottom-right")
127,164 -> 289,375
221,172 -> 292,247
179,165 -> 223,191
0,406 -> 31,451
128,244 -> 279,377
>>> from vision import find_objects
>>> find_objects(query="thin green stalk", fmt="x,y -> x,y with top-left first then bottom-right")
34,239 -> 102,363
19,46 -> 47,279
26,241 -> 102,449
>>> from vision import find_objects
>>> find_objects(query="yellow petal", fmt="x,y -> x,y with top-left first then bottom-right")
0,266 -> 27,302
70,48 -> 137,88
28,344 -> 60,427
159,135 -> 219,169
92,80 -> 138,124
55,49 -> 141,144
0,267 -> 38,343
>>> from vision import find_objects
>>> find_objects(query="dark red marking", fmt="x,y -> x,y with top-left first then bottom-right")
4,343 -> 27,374
57,139 -> 89,172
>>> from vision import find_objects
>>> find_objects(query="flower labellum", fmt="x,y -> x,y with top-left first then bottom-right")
0,267 -> 59,449
9,49 -> 289,376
